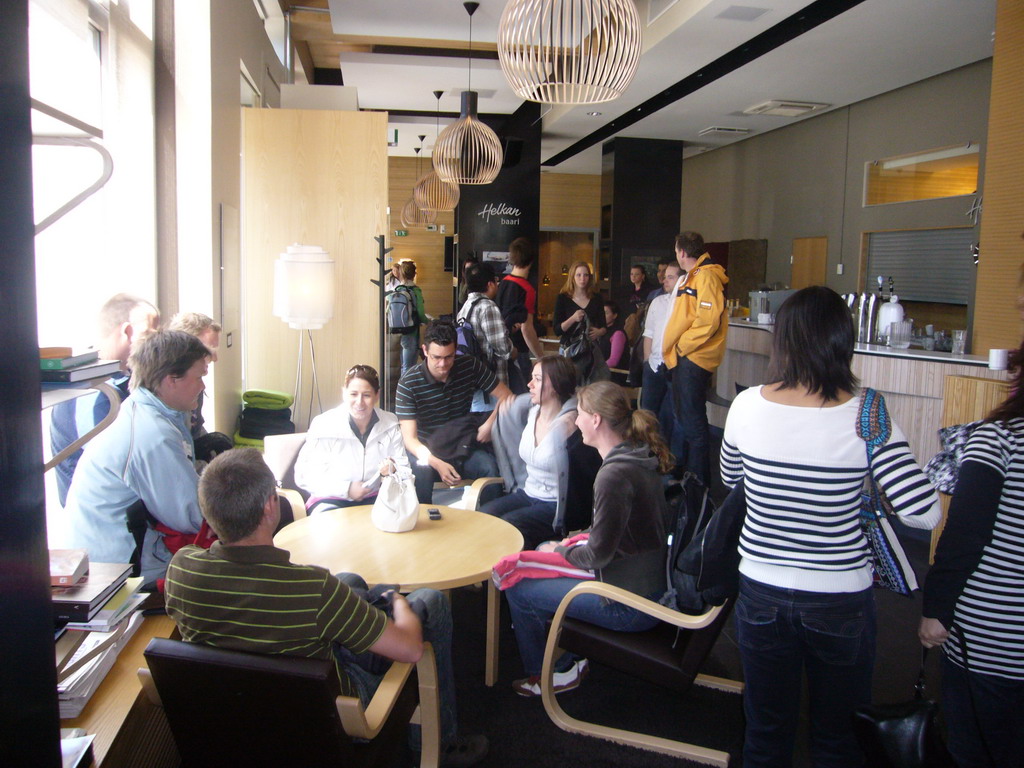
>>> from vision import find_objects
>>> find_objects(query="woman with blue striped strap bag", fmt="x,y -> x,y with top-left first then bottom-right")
720,286 -> 941,767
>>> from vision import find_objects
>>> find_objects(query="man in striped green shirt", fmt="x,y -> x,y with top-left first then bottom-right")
164,448 -> 487,766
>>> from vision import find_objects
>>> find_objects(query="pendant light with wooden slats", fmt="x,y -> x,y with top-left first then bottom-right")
414,90 -> 461,212
497,0 -> 643,105
432,2 -> 504,186
401,140 -> 438,228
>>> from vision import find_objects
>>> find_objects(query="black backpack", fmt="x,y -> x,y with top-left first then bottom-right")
456,297 -> 493,370
660,475 -> 745,615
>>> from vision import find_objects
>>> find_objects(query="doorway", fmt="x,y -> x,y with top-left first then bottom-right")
791,236 -> 828,289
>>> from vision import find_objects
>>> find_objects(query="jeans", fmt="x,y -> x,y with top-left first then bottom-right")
640,362 -> 685,465
671,356 -> 712,485
333,574 -> 458,747
481,488 -> 557,550
942,653 -> 1024,767
400,331 -> 419,375
505,576 -> 660,677
736,575 -> 875,768
410,447 -> 499,504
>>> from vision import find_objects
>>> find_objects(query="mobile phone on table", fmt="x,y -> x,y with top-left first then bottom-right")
428,507 -> 442,521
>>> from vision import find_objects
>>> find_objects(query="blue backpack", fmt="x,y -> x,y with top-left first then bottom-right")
387,285 -> 416,334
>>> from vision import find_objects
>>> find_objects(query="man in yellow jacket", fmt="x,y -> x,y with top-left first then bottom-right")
662,231 -> 728,485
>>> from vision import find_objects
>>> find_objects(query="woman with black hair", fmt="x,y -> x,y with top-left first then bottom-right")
720,286 -> 941,767
598,300 -> 629,369
485,355 -> 580,549
920,346 -> 1024,766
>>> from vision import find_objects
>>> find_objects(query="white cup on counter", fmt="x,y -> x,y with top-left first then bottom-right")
757,312 -> 773,325
989,348 -> 1009,370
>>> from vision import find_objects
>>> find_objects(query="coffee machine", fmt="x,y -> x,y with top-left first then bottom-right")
748,289 -> 797,318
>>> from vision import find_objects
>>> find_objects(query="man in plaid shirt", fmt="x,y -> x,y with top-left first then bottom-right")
457,262 -> 513,412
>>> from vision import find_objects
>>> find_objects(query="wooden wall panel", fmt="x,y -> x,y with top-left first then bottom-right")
242,108 -> 388,430
387,156 -> 454,319
930,375 -> 1010,559
716,324 -> 1010,465
540,173 -> 601,229
974,0 -> 1024,354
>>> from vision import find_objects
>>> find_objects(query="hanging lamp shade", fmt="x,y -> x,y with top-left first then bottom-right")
400,196 -> 437,228
414,169 -> 461,212
433,91 -> 503,185
497,0 -> 643,105
416,89 -> 462,211
401,141 -> 438,227
433,4 -> 503,185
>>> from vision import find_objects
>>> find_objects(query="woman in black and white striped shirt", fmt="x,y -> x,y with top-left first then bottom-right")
920,350 -> 1024,766
720,286 -> 940,768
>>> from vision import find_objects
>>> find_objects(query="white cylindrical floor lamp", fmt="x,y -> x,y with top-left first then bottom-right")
273,243 -> 335,427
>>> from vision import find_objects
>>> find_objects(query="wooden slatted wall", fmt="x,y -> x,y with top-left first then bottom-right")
973,0 -> 1024,354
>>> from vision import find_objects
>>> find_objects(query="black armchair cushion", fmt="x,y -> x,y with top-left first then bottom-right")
556,601 -> 733,693
144,638 -> 416,768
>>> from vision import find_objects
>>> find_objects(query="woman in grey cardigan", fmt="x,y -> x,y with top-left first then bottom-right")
485,355 -> 578,549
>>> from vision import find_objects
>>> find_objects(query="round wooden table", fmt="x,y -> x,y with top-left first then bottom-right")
274,503 -> 524,685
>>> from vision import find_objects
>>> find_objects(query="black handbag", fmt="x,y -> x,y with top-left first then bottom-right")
559,314 -> 596,380
853,649 -> 953,768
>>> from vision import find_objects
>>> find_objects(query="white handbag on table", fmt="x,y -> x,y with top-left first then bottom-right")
370,467 -> 419,533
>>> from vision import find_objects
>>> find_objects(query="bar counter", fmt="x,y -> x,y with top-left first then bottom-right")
715,320 -> 1011,462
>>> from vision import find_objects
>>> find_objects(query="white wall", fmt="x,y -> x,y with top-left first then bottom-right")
174,0 -> 285,433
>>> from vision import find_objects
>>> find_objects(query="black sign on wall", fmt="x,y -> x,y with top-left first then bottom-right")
457,101 -> 541,282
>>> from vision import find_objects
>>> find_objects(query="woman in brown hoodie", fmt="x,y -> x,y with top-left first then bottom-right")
504,381 -> 671,697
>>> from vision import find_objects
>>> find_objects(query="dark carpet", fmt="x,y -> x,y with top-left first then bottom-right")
428,529 -> 939,768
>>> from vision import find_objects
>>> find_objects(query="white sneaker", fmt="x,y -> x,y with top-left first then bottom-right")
512,659 -> 590,697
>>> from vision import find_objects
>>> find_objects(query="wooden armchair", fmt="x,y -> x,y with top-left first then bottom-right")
540,582 -> 742,767
139,638 -> 439,768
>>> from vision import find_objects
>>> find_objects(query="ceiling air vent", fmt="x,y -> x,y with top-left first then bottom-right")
742,100 -> 830,117
697,126 -> 752,138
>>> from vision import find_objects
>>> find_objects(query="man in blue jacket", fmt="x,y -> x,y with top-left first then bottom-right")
50,293 -> 160,504
66,330 -> 210,585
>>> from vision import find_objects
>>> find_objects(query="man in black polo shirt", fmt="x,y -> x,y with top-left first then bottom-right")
396,319 -> 513,503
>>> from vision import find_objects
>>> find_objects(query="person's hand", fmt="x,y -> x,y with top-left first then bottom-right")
430,457 -> 461,485
348,480 -> 370,501
536,541 -> 559,553
587,326 -> 601,341
512,322 -> 523,333
918,617 -> 949,648
476,419 -> 493,443
573,309 -> 586,324
378,458 -> 395,477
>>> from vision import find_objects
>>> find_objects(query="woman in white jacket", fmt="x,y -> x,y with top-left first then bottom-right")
294,365 -> 409,513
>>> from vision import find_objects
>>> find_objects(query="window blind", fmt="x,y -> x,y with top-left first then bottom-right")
865,228 -> 974,304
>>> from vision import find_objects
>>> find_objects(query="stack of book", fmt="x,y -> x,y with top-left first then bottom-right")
53,560 -> 148,718
56,612 -> 144,718
52,561 -> 136,625
40,347 -> 120,383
